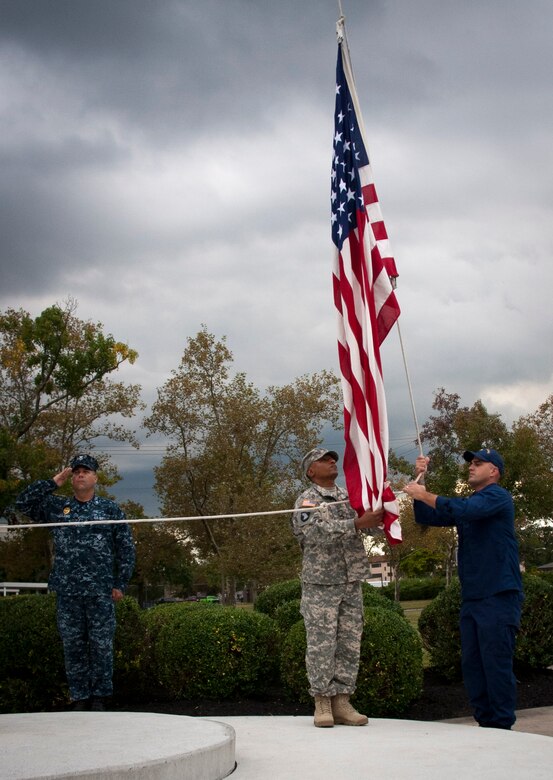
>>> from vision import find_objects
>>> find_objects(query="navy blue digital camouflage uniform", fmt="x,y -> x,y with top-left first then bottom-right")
16,479 -> 135,702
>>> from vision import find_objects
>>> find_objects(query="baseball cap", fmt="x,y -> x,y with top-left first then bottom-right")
70,454 -> 99,472
301,447 -> 339,478
463,448 -> 504,476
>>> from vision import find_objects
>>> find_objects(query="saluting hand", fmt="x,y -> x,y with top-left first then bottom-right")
53,467 -> 73,487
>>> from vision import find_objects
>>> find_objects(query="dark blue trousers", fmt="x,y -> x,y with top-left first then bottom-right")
56,594 -> 116,701
460,591 -> 522,729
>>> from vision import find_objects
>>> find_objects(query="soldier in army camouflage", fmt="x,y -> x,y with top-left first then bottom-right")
292,448 -> 384,728
16,454 -> 135,711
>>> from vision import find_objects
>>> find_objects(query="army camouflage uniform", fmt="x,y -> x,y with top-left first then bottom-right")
292,483 -> 372,698
16,479 -> 135,702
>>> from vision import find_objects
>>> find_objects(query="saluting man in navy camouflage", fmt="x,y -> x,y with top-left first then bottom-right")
292,448 -> 384,728
16,454 -> 135,711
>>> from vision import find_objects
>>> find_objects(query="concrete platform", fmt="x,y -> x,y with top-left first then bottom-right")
0,711 -> 235,779
216,715 -> 553,779
1,710 -> 552,780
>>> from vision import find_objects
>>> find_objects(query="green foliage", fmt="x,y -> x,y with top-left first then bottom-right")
0,594 -> 66,712
254,579 -> 302,617
0,301 -> 142,516
516,574 -> 553,668
354,607 -> 423,716
418,579 -> 462,681
418,574 -> 553,680
113,597 -> 149,700
536,570 -> 553,586
362,582 -> 403,613
279,620 -> 310,703
144,603 -> 279,699
273,598 -> 301,634
280,607 -> 423,716
382,577 -> 446,602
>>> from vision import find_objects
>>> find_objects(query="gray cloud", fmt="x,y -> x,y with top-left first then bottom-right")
1,0 -> 552,504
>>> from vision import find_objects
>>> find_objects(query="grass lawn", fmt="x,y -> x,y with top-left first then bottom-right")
400,599 -> 432,666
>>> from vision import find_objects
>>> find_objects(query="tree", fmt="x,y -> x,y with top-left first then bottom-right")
0,301 -> 144,514
144,326 -> 342,600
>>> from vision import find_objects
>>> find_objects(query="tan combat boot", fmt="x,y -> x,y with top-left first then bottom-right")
313,695 -> 334,727
331,694 -> 368,726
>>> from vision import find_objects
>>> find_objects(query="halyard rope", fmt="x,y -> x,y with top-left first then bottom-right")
4,501 -> 354,530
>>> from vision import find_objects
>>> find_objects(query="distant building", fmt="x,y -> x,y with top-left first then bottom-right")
366,555 -> 393,585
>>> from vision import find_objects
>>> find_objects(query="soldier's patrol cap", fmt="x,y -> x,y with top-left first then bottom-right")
70,454 -> 99,472
301,447 -> 339,478
463,448 -> 504,476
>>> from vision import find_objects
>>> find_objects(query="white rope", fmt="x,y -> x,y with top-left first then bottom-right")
5,500 -> 352,530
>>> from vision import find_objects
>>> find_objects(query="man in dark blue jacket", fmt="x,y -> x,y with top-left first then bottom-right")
16,454 -> 135,711
404,448 -> 523,730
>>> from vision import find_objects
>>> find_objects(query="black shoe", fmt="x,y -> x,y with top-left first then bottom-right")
71,699 -> 89,711
90,697 -> 106,712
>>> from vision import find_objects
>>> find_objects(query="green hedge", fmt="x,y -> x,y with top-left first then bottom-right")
380,577 -> 446,602
273,599 -> 301,635
362,582 -> 404,614
254,579 -> 302,617
280,607 -> 423,716
418,574 -> 553,680
144,603 -> 279,699
417,579 -> 462,680
0,594 -> 65,713
0,594 -> 148,712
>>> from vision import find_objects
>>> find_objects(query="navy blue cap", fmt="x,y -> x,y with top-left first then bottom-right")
463,448 -> 504,476
70,454 -> 99,472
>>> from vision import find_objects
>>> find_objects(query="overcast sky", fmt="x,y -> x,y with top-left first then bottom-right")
1,0 -> 552,513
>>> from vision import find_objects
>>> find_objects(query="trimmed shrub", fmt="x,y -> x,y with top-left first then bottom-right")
418,579 -> 462,681
418,573 -> 553,680
113,596 -> 149,700
362,582 -> 403,615
279,620 -> 309,703
280,607 -> 423,716
273,599 -> 301,635
355,607 -> 423,716
381,577 -> 446,602
0,594 -> 66,712
516,574 -> 553,668
146,604 -> 279,699
254,579 -> 301,617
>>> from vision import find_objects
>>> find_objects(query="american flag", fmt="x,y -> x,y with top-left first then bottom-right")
331,42 -> 402,545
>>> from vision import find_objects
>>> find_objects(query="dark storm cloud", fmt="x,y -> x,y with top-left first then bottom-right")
1,0 -> 552,483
